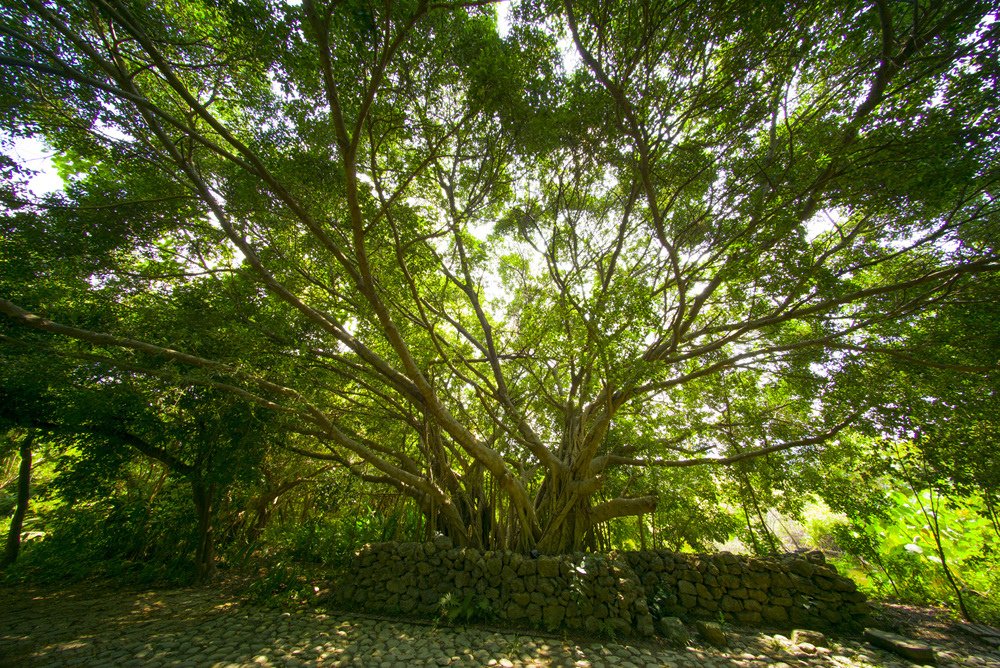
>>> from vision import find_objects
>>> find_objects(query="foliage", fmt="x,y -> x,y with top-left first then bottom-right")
812,481 -> 1000,625
646,585 -> 679,623
244,561 -> 323,608
259,505 -> 422,568
438,590 -> 494,624
2,485 -> 197,586
0,0 -> 998,588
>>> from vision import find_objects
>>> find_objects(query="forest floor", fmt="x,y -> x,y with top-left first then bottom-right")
0,577 -> 998,668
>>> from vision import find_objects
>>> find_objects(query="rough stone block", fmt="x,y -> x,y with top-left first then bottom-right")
791,629 -> 827,647
657,616 -> 689,647
720,574 -> 741,589
771,572 -> 792,588
516,559 -> 536,576
762,605 -> 788,623
788,559 -> 816,578
678,580 -> 697,596
832,577 -> 857,592
608,618 -> 631,636
538,557 -> 561,578
697,597 -> 718,612
543,604 -> 565,629
506,603 -> 526,619
695,620 -> 727,648
864,628 -> 936,664
721,596 -> 743,613
820,608 -> 842,624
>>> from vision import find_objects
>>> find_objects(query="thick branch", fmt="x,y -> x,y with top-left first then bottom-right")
589,496 -> 658,526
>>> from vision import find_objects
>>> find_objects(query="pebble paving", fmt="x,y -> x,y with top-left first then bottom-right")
2,584 -> 998,667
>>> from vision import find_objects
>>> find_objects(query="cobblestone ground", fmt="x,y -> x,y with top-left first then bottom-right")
1,582 -> 998,667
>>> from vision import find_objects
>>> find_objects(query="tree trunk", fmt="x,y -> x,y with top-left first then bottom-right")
192,479 -> 217,583
920,487 -> 972,621
534,473 -> 591,554
2,431 -> 33,568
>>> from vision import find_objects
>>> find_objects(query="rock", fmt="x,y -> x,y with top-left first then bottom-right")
736,611 -> 763,625
636,616 -> 655,637
787,560 -> 815,578
721,596 -> 743,613
516,559 -> 536,576
863,628 -> 936,664
608,618 -> 631,636
762,605 -> 789,623
506,603 -> 526,619
797,642 -> 817,654
537,557 -> 561,578
791,629 -> 827,647
832,577 -> 858,593
695,620 -> 727,648
543,604 -> 565,629
657,617 -> 689,647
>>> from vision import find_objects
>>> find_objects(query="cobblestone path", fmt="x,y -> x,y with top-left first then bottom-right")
1,582 -> 998,667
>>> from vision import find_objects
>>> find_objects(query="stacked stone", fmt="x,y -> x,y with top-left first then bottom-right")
623,550 -> 869,630
338,539 -> 654,636
336,541 -> 868,638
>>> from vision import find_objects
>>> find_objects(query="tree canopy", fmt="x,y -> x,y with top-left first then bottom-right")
1,0 -> 997,554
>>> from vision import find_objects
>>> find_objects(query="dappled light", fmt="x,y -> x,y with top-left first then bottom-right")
1,0 -> 998,664
2,580 -> 998,666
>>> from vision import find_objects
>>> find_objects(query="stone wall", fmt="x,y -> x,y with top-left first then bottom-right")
335,539 -> 868,638
621,550 -> 868,631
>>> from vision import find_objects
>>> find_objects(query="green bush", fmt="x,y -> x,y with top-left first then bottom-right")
244,561 -> 321,607
438,591 -> 494,624
810,488 -> 1000,625
3,484 -> 198,586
